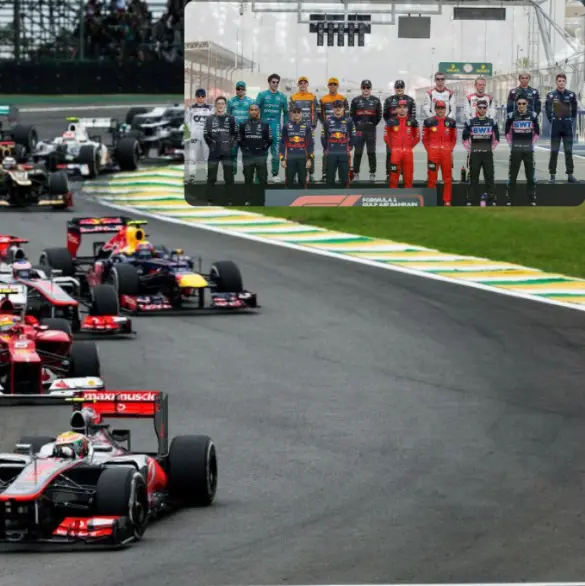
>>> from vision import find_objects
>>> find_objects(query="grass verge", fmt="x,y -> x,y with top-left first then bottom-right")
238,207 -> 585,279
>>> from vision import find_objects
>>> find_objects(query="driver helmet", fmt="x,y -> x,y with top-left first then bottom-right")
3,157 -> 16,170
135,241 -> 154,260
53,431 -> 90,459
13,260 -> 32,279
0,314 -> 17,333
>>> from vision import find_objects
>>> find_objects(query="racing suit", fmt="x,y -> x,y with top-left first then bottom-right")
383,115 -> 420,188
227,95 -> 255,173
289,90 -> 318,178
203,113 -> 238,200
463,93 -> 496,122
350,94 -> 382,176
318,94 -> 349,180
423,88 -> 456,119
382,94 -> 417,177
256,90 -> 288,176
321,115 -> 356,187
422,116 -> 458,204
506,86 -> 541,116
280,120 -> 314,188
505,111 -> 540,205
186,103 -> 213,180
462,116 -> 500,205
546,89 -> 578,176
238,118 -> 272,188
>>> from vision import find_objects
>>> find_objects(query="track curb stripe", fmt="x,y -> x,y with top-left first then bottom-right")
81,168 -> 585,311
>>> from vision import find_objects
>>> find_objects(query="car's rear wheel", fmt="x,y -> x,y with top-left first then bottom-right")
167,435 -> 217,506
39,247 -> 75,276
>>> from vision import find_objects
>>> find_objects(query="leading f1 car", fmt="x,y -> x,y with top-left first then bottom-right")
38,216 -> 258,314
0,389 -> 218,547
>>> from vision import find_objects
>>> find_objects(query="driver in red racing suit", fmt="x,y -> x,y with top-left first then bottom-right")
423,100 -> 458,206
384,99 -> 420,188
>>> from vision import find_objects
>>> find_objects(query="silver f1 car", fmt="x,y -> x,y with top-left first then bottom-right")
124,104 -> 184,160
0,235 -> 133,336
31,117 -> 140,178
0,389 -> 218,548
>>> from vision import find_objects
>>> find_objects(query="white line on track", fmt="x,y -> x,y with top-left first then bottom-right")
94,198 -> 585,315
20,104 -> 163,113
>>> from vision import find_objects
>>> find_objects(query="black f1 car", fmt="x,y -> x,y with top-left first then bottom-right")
0,389 -> 217,548
38,216 -> 258,314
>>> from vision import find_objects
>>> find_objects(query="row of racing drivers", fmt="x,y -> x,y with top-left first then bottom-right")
186,70 -> 579,206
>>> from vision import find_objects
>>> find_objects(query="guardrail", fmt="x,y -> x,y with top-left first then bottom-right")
0,59 -> 182,94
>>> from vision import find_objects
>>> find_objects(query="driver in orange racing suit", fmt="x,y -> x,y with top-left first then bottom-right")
384,99 -> 420,188
422,100 -> 458,206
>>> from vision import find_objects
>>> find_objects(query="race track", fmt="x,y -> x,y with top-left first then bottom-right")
1,108 -> 585,585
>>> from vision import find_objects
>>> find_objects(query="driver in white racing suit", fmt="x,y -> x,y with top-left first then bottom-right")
186,88 -> 213,182
423,72 -> 456,119
463,77 -> 496,122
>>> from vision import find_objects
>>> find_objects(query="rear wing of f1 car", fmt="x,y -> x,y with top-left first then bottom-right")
0,104 -> 19,124
65,117 -> 118,130
67,216 -> 148,257
0,389 -> 169,456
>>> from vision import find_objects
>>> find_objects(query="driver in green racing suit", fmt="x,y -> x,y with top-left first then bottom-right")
256,73 -> 288,182
227,81 -> 255,175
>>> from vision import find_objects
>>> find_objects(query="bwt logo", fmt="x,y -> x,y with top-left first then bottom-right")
513,121 -> 532,129
471,127 -> 492,134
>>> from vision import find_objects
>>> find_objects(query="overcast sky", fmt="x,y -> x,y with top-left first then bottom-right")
186,0 -> 574,90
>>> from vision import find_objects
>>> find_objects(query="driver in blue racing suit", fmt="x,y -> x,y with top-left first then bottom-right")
255,73 -> 288,182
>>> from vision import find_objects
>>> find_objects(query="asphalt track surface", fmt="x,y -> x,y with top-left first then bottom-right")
2,108 -> 585,585
189,117 -> 585,182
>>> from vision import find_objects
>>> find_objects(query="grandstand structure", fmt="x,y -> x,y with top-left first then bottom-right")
0,0 -> 168,60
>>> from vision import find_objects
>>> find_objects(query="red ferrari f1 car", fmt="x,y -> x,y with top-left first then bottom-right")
0,291 -> 102,394
0,389 -> 218,547
38,216 -> 258,314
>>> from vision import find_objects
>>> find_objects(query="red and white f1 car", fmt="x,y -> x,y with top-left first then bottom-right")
0,389 -> 218,547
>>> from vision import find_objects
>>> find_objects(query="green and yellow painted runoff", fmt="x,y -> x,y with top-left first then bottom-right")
83,168 -> 585,308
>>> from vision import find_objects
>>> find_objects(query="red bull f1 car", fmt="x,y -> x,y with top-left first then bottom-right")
38,216 -> 258,314
0,389 -> 217,548
0,235 -> 133,336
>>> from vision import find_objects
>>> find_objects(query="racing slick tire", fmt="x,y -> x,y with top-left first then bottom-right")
40,318 -> 73,336
126,107 -> 149,126
68,341 -> 100,378
78,144 -> 101,178
48,170 -> 71,210
39,247 -> 75,277
14,144 -> 27,163
91,284 -> 120,316
108,263 -> 140,296
11,124 -> 38,152
167,435 -> 218,507
115,138 -> 140,172
210,261 -> 243,293
95,467 -> 149,542
16,436 -> 56,454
